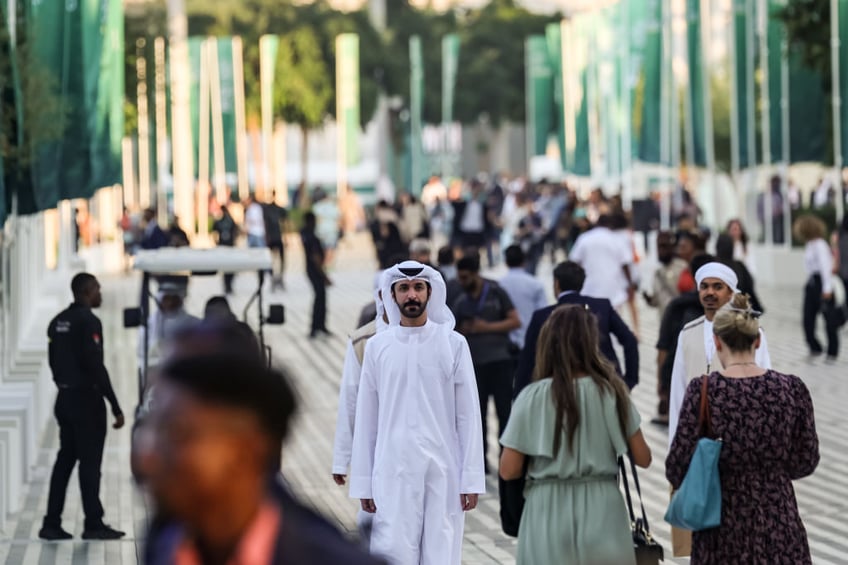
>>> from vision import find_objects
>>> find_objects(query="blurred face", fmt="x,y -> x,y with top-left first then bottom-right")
676,238 -> 696,262
143,381 -> 265,521
699,278 -> 734,318
392,280 -> 431,319
657,237 -> 675,263
728,221 -> 742,240
88,281 -> 103,308
456,270 -> 480,294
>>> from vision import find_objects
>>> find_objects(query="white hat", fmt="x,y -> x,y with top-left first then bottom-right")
694,262 -> 739,293
375,270 -> 390,331
381,261 -> 454,328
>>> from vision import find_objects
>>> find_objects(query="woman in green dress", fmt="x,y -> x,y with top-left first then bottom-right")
500,304 -> 652,565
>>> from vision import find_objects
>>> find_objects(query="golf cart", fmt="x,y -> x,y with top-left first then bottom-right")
123,247 -> 285,407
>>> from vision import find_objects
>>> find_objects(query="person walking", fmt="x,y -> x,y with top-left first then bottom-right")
244,193 -> 267,249
794,214 -> 841,361
497,245 -> 548,351
643,231 -> 688,316
301,212 -> 332,338
349,261 -> 485,565
452,255 -> 521,467
667,294 -> 819,564
568,214 -> 636,309
212,205 -> 238,294
140,208 -> 169,250
515,261 -> 639,395
666,262 -> 772,557
263,192 -> 289,291
499,305 -> 651,565
39,273 -> 125,540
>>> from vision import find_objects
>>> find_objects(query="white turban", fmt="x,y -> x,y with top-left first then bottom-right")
381,261 -> 455,328
694,262 -> 739,293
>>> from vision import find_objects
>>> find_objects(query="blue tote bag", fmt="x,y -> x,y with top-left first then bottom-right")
665,375 -> 722,531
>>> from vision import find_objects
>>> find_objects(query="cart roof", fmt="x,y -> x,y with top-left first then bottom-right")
133,247 -> 273,273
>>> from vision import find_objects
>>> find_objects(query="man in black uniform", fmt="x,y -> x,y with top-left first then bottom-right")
300,212 -> 332,338
264,191 -> 289,291
39,273 -> 126,541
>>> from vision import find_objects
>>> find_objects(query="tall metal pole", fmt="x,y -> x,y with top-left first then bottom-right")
661,0 -> 673,229
154,37 -> 169,227
168,0 -> 195,238
370,0 -> 390,189
832,0 -> 845,224
780,31 -> 791,248
233,37 -> 250,203
700,0 -> 719,229
136,41 -> 152,210
758,0 -> 773,245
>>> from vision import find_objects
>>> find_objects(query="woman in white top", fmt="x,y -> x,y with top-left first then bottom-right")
793,214 -> 841,360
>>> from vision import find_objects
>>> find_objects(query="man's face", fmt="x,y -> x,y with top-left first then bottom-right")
456,270 -> 480,294
392,279 -> 431,319
143,381 -> 264,521
699,277 -> 734,316
160,294 -> 184,314
88,281 -> 103,308
657,237 -> 675,264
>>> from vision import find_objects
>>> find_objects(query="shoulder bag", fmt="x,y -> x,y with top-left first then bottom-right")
664,374 -> 723,531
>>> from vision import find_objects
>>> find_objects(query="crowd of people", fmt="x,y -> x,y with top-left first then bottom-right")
44,174 -> 836,565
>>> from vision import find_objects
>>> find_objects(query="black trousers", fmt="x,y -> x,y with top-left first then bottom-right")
268,240 -> 285,285
474,359 -> 514,465
803,275 -> 840,357
307,270 -> 327,333
44,389 -> 107,530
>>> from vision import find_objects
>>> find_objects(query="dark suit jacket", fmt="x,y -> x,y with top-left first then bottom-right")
145,479 -> 385,565
514,293 -> 639,397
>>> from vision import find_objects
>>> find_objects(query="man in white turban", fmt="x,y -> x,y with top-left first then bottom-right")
667,261 -> 772,557
349,261 -> 485,565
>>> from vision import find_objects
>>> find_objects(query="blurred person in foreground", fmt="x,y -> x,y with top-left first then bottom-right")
500,305 -> 651,565
141,352 -> 385,565
666,294 -> 819,564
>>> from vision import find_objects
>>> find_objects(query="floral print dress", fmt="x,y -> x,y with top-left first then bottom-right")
666,371 -> 820,564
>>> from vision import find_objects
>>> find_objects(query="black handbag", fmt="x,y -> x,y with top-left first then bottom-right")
619,456 -> 664,565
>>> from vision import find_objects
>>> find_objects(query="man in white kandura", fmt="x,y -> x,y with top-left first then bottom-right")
349,261 -> 485,565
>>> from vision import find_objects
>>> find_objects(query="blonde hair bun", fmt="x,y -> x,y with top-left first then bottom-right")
713,293 -> 760,350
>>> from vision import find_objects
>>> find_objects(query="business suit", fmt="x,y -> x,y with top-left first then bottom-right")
514,292 -> 639,397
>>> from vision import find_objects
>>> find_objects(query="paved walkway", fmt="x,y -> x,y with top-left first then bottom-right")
2,233 -> 848,564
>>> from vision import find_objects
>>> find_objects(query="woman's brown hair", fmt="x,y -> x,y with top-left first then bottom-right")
533,305 -> 632,456
792,214 -> 826,243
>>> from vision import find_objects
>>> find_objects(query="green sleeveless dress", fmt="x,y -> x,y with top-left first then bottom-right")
500,378 -> 640,565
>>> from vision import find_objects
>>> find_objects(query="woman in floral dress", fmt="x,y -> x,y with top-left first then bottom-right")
667,294 -> 820,564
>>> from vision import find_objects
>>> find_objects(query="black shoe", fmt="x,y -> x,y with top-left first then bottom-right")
81,525 -> 125,540
39,526 -> 72,541
318,328 -> 333,336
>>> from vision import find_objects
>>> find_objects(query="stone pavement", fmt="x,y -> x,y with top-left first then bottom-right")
1,232 -> 848,564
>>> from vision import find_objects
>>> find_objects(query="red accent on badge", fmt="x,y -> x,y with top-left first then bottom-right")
93,333 -> 101,344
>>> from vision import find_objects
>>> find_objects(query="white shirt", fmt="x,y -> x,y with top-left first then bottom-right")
331,341 -> 363,475
459,199 -> 485,233
244,203 -> 266,237
568,227 -> 632,307
499,268 -> 548,348
804,238 -> 834,294
668,318 -> 772,448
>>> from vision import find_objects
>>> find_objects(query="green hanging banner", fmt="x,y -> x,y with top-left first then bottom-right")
568,15 -> 592,177
685,0 -> 708,167
638,0 -> 663,164
214,37 -> 238,174
442,34 -> 459,126
545,23 -> 566,171
189,37 -> 203,178
410,35 -> 424,194
525,35 -> 553,158
336,33 -> 360,167
732,0 -> 754,168
86,0 -> 124,191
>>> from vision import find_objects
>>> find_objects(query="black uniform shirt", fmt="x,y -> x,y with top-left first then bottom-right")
48,303 -> 122,416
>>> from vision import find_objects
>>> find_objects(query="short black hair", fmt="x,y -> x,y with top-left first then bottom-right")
160,353 -> 297,443
71,272 -> 97,299
456,255 -> 480,273
553,261 -> 586,292
437,245 -> 454,266
303,211 -> 316,227
504,245 -> 525,268
690,253 -> 717,275
715,234 -> 734,262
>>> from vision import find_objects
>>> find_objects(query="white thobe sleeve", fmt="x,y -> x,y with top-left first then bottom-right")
668,336 -> 687,450
349,344 -> 379,500
453,339 -> 486,495
755,328 -> 772,369
332,342 -> 363,475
